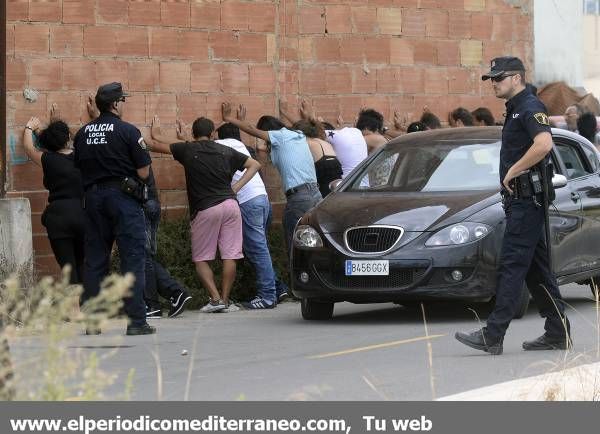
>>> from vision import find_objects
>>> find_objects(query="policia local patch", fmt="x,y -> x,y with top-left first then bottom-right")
534,113 -> 550,125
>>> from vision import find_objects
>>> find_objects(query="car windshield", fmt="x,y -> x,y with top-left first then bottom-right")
347,141 -> 502,192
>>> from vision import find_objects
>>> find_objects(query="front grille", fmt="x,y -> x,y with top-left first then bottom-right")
315,267 -> 428,290
345,226 -> 403,253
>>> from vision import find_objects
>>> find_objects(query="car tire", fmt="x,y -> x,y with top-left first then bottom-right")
301,298 -> 334,320
514,283 -> 530,319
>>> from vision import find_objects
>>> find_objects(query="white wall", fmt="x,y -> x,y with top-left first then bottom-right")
534,0 -> 584,86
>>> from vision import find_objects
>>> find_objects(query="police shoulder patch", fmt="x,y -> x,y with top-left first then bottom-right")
138,137 -> 147,150
534,112 -> 549,125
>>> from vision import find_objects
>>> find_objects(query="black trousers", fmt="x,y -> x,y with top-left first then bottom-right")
49,237 -> 85,284
486,198 -> 567,339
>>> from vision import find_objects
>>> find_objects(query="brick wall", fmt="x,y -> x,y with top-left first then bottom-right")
4,0 -> 533,276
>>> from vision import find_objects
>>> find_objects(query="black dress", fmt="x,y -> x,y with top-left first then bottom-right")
40,152 -> 85,284
313,142 -> 343,198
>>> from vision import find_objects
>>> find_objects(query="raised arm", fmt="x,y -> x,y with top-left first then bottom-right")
148,115 -> 174,154
221,102 -> 270,143
23,117 -> 43,166
385,110 -> 409,139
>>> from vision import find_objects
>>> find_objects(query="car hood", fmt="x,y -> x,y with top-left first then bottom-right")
311,191 -> 500,234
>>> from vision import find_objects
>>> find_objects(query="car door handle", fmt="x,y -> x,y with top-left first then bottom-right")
571,192 -> 581,202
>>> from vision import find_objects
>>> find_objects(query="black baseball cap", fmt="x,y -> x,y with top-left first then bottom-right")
481,56 -> 525,81
95,82 -> 129,103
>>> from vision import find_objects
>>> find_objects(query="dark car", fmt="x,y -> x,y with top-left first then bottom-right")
291,127 -> 600,320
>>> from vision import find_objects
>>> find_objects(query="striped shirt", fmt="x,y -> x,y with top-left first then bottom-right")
268,128 -> 317,192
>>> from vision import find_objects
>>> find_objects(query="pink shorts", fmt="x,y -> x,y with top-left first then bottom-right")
190,199 -> 243,262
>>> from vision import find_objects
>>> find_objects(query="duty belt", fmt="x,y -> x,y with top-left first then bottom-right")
285,182 -> 318,198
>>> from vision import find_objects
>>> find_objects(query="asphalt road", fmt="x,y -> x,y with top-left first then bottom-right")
9,283 -> 600,400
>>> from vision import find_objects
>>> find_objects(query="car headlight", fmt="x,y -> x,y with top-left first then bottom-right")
293,225 -> 323,248
425,222 -> 491,247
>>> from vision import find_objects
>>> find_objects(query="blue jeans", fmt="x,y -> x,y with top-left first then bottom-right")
82,186 -> 146,327
282,183 -> 322,258
240,195 -> 277,304
144,199 -> 182,307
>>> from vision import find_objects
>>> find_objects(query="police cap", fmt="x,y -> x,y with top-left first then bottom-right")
481,56 -> 525,81
95,82 -> 129,104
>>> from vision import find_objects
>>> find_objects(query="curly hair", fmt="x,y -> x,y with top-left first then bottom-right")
38,121 -> 70,152
292,119 -> 325,139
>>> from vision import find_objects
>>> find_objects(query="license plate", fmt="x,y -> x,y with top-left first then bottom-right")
345,260 -> 389,276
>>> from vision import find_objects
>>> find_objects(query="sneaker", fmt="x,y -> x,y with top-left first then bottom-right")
85,327 -> 101,335
126,323 -> 156,336
243,297 -> 275,310
276,289 -> 289,303
220,301 -> 241,313
168,290 -> 192,318
200,299 -> 226,313
146,305 -> 162,319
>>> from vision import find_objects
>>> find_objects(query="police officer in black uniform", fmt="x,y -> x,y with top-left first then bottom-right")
73,82 -> 155,335
455,57 -> 571,355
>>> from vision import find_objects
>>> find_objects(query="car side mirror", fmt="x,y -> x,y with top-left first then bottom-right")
329,179 -> 342,192
552,173 -> 568,189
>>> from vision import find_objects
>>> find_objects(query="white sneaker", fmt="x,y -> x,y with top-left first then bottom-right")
219,301 -> 241,313
200,299 -> 226,313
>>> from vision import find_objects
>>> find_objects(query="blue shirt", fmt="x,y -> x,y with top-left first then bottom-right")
501,88 -> 551,182
268,128 -> 317,192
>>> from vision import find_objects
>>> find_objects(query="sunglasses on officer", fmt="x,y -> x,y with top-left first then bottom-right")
490,73 -> 517,83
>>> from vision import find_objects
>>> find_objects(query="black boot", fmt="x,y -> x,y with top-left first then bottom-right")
126,323 -> 156,336
524,316 -> 572,351
455,327 -> 503,355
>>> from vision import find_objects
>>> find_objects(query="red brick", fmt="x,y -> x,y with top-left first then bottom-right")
221,64 -> 249,94
483,40 -> 511,63
96,60 -> 129,88
121,94 -> 146,125
62,59 -> 97,90
365,37 -> 390,64
146,94 -> 178,125
176,94 -> 208,124
190,63 -> 221,93
63,0 -> 95,24
351,6 -> 378,34
150,159 -> 186,190
6,92 -> 48,126
221,1 -> 249,30
448,11 -> 472,39
6,58 -> 26,91
29,58 -> 62,91
249,65 -> 276,94
471,14 -> 493,40
247,3 -> 276,33
300,6 -> 326,34
402,67 -> 424,94
424,68 -> 448,94
98,0 -> 129,24
129,0 -> 161,26
150,27 -> 180,58
50,25 -> 83,56
515,14 -> 532,42
161,0 -> 191,27
209,31 -> 239,61
339,95 -> 363,121
116,27 -> 149,57
360,96 -> 390,120
178,31 -> 209,61
402,9 -> 426,37
448,67 -> 476,94
425,10 -> 448,38
325,5 -> 352,34
7,0 -> 29,21
300,67 -> 328,95
492,14 -> 515,41
33,233 -> 53,256
311,96 -> 339,121
35,254 -> 61,278
9,161 -> 43,192
390,39 -> 413,65
14,24 -> 49,55
191,0 -> 221,30
6,24 -> 15,57
278,66 -> 299,95
128,61 -> 159,92
413,40 -> 436,64
84,27 -> 117,56
326,66 -> 352,95
352,68 -> 376,93
340,36 -> 365,63
377,68 -> 403,93
279,0 -> 299,36
159,190 -> 188,209
314,37 -> 341,63
45,92 -> 83,126
159,62 -> 190,92
238,33 -> 267,62
436,40 -> 460,66
29,0 -> 61,22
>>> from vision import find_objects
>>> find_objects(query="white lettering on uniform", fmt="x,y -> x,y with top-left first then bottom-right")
85,123 -> 113,145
